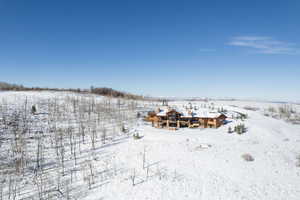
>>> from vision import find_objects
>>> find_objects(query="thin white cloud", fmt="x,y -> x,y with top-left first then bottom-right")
228,36 -> 300,55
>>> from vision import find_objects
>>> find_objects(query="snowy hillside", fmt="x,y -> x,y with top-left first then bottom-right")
1,92 -> 300,200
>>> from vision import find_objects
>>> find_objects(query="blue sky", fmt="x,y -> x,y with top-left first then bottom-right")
0,0 -> 300,101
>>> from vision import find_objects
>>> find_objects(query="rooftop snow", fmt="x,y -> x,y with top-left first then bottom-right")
156,108 -> 224,118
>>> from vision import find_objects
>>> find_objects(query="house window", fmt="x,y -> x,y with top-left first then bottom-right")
169,114 -> 177,121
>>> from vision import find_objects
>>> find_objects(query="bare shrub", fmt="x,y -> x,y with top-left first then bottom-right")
243,106 -> 259,111
242,154 -> 255,162
296,155 -> 300,167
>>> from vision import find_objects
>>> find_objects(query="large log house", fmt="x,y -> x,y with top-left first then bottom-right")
147,108 -> 227,129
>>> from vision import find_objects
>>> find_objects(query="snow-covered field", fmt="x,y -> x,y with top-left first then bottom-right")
1,92 -> 300,200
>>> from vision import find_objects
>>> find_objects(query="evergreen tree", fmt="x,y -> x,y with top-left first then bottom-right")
31,105 -> 37,114
228,127 -> 232,134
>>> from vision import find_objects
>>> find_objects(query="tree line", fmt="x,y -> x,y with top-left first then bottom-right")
0,81 -> 146,100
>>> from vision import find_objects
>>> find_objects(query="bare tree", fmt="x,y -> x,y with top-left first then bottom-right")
101,127 -> 107,144
130,168 -> 136,186
143,147 -> 147,169
90,122 -> 97,150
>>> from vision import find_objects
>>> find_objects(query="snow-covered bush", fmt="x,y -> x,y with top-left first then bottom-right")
228,126 -> 233,134
133,132 -> 142,140
234,124 -> 247,134
264,105 -> 300,124
268,106 -> 276,113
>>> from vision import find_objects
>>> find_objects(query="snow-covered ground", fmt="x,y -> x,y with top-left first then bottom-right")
1,92 -> 300,200
85,100 -> 300,200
